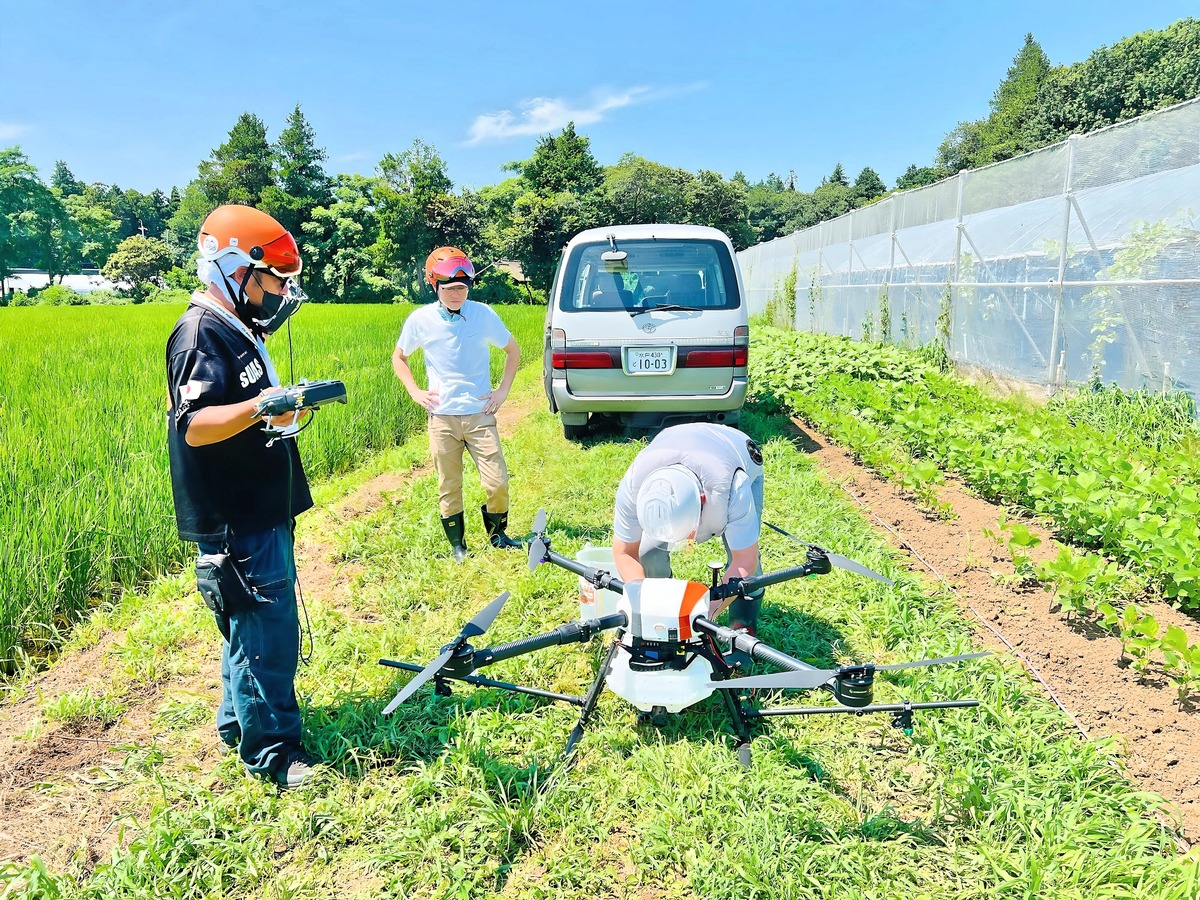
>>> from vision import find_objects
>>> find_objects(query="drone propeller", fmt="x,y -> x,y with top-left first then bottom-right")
527,508 -> 548,572
765,522 -> 893,585
709,651 -> 989,692
381,591 -> 511,715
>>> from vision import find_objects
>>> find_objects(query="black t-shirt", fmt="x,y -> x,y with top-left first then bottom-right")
166,302 -> 313,543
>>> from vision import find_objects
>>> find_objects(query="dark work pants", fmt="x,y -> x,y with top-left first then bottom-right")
198,522 -> 302,777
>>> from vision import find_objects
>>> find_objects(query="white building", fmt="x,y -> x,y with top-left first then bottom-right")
5,269 -> 118,294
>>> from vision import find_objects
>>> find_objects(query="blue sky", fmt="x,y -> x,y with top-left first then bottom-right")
1,1 -> 1196,195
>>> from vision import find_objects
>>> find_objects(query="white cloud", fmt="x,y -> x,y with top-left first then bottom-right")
466,87 -> 653,144
0,122 -> 31,142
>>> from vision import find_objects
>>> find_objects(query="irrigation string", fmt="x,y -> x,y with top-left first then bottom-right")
846,486 -> 1195,854
849,490 -> 1090,739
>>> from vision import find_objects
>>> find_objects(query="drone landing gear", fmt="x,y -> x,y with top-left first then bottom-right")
698,635 -> 758,768
563,637 -> 622,759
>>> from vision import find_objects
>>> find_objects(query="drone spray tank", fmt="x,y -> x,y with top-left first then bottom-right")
605,579 -> 716,713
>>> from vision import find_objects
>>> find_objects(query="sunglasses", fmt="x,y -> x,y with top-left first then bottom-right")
430,256 -> 476,284
254,269 -> 294,291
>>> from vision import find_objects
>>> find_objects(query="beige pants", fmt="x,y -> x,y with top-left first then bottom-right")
429,413 -> 510,517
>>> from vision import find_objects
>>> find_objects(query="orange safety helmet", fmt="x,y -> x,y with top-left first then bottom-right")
198,205 -> 302,277
424,246 -> 475,288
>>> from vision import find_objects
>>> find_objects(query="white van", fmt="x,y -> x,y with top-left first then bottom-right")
543,224 -> 749,439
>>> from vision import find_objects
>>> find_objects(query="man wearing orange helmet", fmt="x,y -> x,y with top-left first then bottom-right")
392,247 -> 522,561
165,204 -> 316,790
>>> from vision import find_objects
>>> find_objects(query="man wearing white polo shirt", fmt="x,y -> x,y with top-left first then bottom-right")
392,247 -> 522,561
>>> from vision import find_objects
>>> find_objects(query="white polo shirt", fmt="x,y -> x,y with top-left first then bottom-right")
396,300 -> 512,415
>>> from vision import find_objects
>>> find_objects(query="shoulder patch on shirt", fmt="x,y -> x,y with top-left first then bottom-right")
746,439 -> 763,465
180,380 -> 204,401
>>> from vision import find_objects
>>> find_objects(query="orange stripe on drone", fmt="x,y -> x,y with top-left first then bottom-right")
676,581 -> 710,640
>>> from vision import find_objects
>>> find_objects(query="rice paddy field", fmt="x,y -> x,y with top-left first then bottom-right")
0,302 -> 546,668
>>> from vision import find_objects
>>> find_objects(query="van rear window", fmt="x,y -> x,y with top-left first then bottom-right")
557,240 -> 739,312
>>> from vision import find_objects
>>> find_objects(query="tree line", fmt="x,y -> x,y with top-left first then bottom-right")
2,17 -> 1197,304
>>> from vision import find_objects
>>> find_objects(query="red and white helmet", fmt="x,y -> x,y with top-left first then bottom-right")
424,246 -> 475,289
198,205 -> 302,277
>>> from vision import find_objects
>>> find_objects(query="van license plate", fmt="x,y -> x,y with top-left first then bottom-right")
625,347 -> 676,374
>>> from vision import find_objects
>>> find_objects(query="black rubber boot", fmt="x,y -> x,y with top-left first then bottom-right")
481,506 -> 523,550
725,593 -> 763,668
440,513 -> 469,563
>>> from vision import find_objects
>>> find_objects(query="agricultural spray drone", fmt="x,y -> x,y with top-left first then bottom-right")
379,511 -> 985,766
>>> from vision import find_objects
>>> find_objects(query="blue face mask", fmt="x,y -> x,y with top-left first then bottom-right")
437,302 -> 465,323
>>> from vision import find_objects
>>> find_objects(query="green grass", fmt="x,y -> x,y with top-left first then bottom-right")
0,302 -> 545,670
1,385 -> 1194,898
40,688 -> 125,729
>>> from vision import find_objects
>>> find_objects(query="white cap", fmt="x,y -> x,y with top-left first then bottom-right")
636,465 -> 702,546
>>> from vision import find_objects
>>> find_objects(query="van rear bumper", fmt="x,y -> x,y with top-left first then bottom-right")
550,377 -> 747,414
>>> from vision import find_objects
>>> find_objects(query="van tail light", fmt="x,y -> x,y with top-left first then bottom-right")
552,350 -> 616,369
682,349 -> 735,367
680,344 -> 748,368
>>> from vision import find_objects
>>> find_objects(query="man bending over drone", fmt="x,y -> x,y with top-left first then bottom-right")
612,423 -> 766,659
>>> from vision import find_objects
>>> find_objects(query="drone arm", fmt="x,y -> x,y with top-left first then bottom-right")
541,548 -> 627,594
711,551 -> 832,601
692,616 -> 828,677
472,613 -> 627,668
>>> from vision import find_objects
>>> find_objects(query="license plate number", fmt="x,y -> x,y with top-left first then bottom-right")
626,348 -> 675,374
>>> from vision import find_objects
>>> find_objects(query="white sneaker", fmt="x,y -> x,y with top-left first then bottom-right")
272,754 -> 317,790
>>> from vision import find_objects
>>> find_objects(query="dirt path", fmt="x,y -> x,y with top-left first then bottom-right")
792,417 -> 1200,844
0,394 -> 540,871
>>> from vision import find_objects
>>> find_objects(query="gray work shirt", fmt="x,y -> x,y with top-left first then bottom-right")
614,423 -> 764,551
